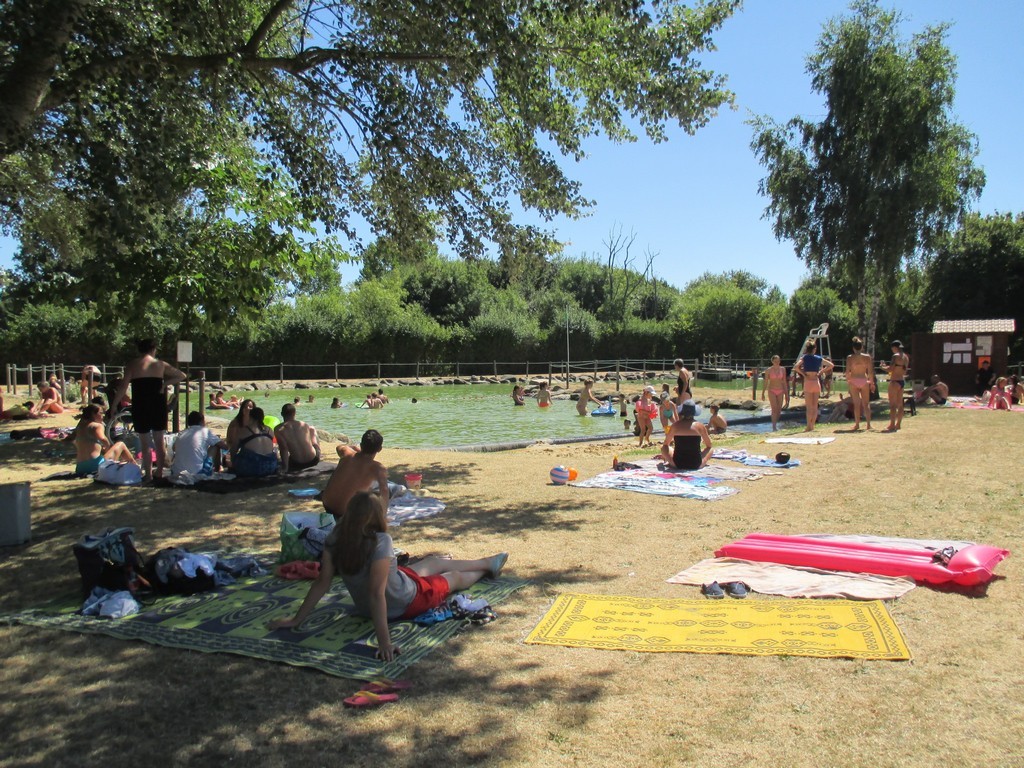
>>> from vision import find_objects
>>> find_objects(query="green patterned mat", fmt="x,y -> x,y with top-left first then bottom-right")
2,570 -> 528,681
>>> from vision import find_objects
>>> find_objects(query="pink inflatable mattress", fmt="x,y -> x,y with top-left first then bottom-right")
715,533 -> 1009,586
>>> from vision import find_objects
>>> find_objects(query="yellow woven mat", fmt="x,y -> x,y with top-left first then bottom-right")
525,593 -> 911,660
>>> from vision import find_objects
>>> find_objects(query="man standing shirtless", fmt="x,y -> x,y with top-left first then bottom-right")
321,429 -> 389,519
275,403 -> 321,473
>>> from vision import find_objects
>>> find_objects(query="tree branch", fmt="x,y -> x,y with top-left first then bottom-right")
241,0 -> 298,56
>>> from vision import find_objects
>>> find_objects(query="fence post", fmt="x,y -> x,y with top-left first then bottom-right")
279,363 -> 284,384
525,360 -> 529,380
416,361 -> 420,380
25,363 -> 32,391
616,361 -> 620,392
5,364 -> 9,394
219,365 -> 224,387
377,362 -> 381,381
172,381 -> 181,434
334,362 -> 338,382
456,361 -> 460,379
548,362 -> 552,388
198,372 -> 206,419
493,360 -> 498,377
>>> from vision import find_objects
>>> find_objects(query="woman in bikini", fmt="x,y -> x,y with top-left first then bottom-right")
793,340 -> 834,431
880,340 -> 910,431
226,399 -> 258,466
232,406 -> 279,477
269,492 -> 508,662
73,404 -> 138,476
845,337 -> 875,430
760,355 -> 789,431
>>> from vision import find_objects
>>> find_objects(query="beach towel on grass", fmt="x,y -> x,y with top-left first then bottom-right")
525,593 -> 911,660
713,448 -> 801,468
3,563 -> 527,681
630,459 -> 781,482
156,461 -> 337,493
571,468 -> 738,501
667,557 -> 916,600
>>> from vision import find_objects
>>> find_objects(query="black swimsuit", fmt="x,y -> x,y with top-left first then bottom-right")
131,377 -> 166,433
672,435 -> 702,470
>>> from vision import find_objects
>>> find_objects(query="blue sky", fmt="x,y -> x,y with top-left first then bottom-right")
2,0 -> 1020,298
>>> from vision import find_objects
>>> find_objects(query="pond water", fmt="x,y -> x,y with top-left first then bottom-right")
194,382 -> 788,450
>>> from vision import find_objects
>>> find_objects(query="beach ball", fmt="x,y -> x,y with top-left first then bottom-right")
550,466 -> 570,485
263,415 -> 281,430
567,468 -> 579,481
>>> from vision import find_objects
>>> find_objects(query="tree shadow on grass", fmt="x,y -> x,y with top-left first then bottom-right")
0,620 -> 614,767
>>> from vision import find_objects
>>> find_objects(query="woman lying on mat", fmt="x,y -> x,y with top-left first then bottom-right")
268,492 -> 508,661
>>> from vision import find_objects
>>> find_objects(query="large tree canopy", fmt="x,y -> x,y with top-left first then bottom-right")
749,0 -> 983,349
0,0 -> 738,326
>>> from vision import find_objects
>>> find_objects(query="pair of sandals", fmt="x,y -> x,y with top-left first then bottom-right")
701,581 -> 748,599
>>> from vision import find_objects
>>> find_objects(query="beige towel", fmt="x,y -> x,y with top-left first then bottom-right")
667,557 -> 916,600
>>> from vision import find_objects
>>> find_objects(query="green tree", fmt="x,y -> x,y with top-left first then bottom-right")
924,213 -> 1024,355
783,277 -> 857,361
1,0 -> 738,324
750,0 -> 984,347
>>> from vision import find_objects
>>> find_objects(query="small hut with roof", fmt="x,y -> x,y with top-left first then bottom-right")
910,319 -> 1016,395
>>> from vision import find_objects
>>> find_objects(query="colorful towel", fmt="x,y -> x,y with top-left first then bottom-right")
667,557 -> 917,600
713,448 -> 801,468
571,469 -> 738,501
631,459 -> 780,482
525,593 -> 911,660
4,568 -> 527,681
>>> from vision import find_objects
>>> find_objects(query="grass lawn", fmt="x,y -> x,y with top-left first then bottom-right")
0,392 -> 1021,767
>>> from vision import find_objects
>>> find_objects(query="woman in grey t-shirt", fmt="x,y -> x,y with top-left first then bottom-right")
268,492 -> 508,662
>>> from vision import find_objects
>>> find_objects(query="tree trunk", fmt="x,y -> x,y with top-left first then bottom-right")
866,282 -> 882,359
0,0 -> 81,156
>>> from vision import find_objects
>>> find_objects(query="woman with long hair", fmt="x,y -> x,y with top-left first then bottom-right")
226,398 -> 257,461
845,337 -> 875,430
760,355 -> 788,431
73,404 -> 138,476
232,405 -> 278,476
269,492 -> 508,661
793,340 -> 834,432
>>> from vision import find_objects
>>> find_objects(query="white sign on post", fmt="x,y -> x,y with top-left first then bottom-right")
177,341 -> 193,364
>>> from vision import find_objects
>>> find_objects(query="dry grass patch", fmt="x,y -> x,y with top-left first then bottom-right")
1,402 -> 1022,767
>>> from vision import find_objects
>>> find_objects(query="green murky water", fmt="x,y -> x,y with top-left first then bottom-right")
188,381 -> 779,449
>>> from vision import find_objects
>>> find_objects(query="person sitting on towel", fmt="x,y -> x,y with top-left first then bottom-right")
274,402 -> 322,473
170,411 -> 228,478
322,429 -> 390,519
914,375 -> 949,405
660,400 -> 713,470
73,404 -> 139,476
268,491 -> 508,661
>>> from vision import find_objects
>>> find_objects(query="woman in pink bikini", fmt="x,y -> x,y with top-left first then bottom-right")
845,337 -> 875,430
793,341 -> 834,431
760,355 -> 789,431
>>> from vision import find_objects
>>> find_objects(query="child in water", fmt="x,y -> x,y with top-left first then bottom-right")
536,382 -> 552,407
707,404 -> 728,434
511,385 -> 525,406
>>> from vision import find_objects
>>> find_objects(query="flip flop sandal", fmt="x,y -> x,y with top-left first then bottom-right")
724,582 -> 749,599
701,582 -> 725,599
361,679 -> 413,695
343,690 -> 400,709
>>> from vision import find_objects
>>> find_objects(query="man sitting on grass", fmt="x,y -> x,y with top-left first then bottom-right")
322,429 -> 389,520
915,375 -> 950,406
275,403 -> 322,473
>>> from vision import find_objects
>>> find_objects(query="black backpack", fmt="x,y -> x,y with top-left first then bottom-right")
143,548 -> 217,595
73,527 -> 150,597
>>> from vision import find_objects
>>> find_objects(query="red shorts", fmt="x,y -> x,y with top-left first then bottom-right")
399,566 -> 451,619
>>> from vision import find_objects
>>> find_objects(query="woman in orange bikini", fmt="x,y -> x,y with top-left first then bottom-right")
880,340 -> 910,431
760,355 -> 788,431
844,337 -> 875,430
